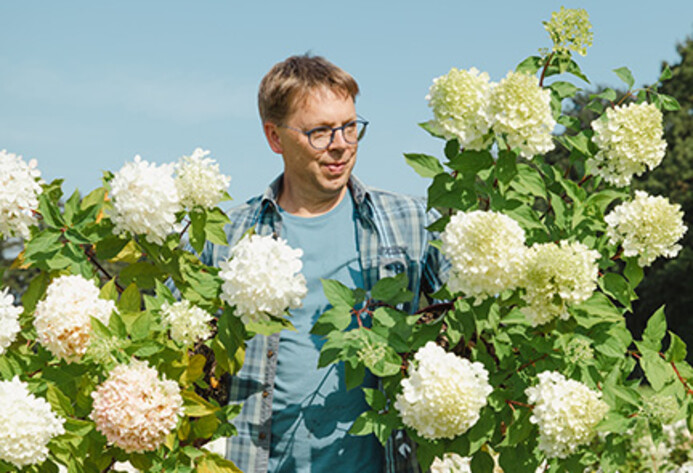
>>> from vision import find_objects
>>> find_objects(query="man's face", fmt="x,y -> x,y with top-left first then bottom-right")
271,86 -> 358,207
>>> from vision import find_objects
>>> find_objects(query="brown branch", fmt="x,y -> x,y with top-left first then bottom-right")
539,52 -> 555,88
670,361 -> 693,396
83,245 -> 124,293
506,399 -> 534,410
179,218 -> 192,239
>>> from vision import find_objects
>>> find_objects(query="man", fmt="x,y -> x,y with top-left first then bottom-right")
203,55 -> 448,473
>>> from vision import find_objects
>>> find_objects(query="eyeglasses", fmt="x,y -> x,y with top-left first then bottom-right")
279,117 -> 369,150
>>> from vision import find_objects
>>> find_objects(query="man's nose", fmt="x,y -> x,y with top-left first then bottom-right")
327,129 -> 349,150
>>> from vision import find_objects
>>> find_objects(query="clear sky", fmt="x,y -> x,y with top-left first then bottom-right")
2,0 -> 692,205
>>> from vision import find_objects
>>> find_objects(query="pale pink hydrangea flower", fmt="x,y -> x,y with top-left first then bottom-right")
90,360 -> 184,453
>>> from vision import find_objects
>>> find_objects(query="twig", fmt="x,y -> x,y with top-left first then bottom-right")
539,52 -> 555,88
83,245 -> 124,293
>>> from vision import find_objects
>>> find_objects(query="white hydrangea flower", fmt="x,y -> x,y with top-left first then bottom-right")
431,453 -> 471,473
489,71 -> 556,158
590,102 -> 666,186
175,148 -> 231,209
90,360 -> 184,453
426,67 -> 493,150
525,371 -> 609,459
161,300 -> 213,345
543,7 -> 593,56
394,342 -> 492,440
519,241 -> 600,326
0,288 -> 22,355
0,149 -> 43,239
0,377 -> 65,468
110,155 -> 181,245
441,210 -> 526,300
605,191 -> 687,266
33,275 -> 116,362
219,234 -> 307,325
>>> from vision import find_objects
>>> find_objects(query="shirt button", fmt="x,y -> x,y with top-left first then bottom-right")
267,350 -> 274,358
259,432 -> 266,440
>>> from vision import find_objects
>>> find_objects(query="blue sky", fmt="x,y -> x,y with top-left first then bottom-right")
2,1 -> 692,205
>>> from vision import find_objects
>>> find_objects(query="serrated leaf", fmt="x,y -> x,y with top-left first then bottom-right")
46,383 -> 75,417
310,307 -> 352,336
599,273 -> 633,311
362,388 -> 386,411
665,331 -> 687,363
371,273 -> 413,305
189,210 -> 207,254
321,279 -> 356,308
613,67 -> 635,89
404,153 -> 445,178
515,56 -> 543,75
182,390 -> 220,417
657,93 -> 681,111
99,278 -> 119,302
549,81 -> 579,100
447,150 -> 494,178
642,306 -> 667,352
118,283 -> 141,313
640,350 -> 675,391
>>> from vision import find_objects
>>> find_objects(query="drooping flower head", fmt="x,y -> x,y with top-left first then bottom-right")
394,342 -> 492,440
489,71 -> 556,158
0,377 -> 65,468
175,148 -> 231,209
219,234 -> 307,325
605,191 -> 687,266
525,371 -> 609,459
544,7 -> 593,57
33,275 -> 116,362
161,300 -> 213,345
519,241 -> 600,326
441,210 -> 526,300
590,102 -> 667,186
0,150 -> 43,239
110,155 -> 181,244
0,288 -> 22,355
90,360 -> 184,453
426,67 -> 493,150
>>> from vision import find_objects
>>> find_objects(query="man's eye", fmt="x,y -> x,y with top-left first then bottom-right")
309,127 -> 331,139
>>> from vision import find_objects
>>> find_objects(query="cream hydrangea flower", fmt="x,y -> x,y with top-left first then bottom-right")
161,300 -> 213,345
426,67 -> 493,150
33,275 -> 116,362
442,210 -> 526,300
489,71 -> 556,158
394,342 -> 492,440
525,371 -> 609,459
0,288 -> 22,355
543,7 -> 593,56
219,234 -> 307,325
590,102 -> 666,186
90,360 -> 183,453
605,191 -> 687,266
110,155 -> 181,245
430,453 -> 471,473
519,241 -> 600,326
0,149 -> 43,239
0,377 -> 65,468
175,148 -> 231,209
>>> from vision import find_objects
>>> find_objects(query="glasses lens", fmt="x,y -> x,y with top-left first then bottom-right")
343,120 -> 367,144
308,127 -> 332,149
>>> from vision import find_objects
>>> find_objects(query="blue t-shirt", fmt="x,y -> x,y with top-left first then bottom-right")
269,194 -> 383,473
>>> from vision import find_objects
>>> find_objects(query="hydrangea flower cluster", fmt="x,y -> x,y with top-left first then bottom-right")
219,234 -> 307,324
161,300 -> 213,345
543,7 -> 593,56
590,102 -> 667,186
0,288 -> 22,355
110,155 -> 181,245
394,342 -> 492,440
0,149 -> 43,239
90,360 -> 184,453
489,71 -> 556,158
430,453 -> 471,473
0,377 -> 65,468
525,371 -> 609,458
33,275 -> 116,362
605,191 -> 687,266
519,241 -> 600,326
426,67 -> 493,150
441,210 -> 526,300
175,148 -> 231,209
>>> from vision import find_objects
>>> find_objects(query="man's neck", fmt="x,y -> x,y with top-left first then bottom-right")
277,182 -> 348,217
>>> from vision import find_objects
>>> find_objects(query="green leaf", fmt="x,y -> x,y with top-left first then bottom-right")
95,234 -> 130,260
665,331 -> 687,363
557,115 -> 581,132
597,411 -> 633,433
495,150 -> 518,185
118,283 -> 141,313
657,93 -> 681,111
418,121 -> 446,139
404,153 -> 445,178
515,56 -> 543,75
371,273 -> 413,305
599,273 -> 634,311
590,88 -> 618,102
659,65 -> 673,82
447,150 -> 494,178
571,292 -> 624,328
182,390 -> 220,417
310,307 -> 352,336
119,262 -> 165,290
623,257 -> 644,289
204,208 -> 231,246
246,316 -> 296,336
38,194 -> 66,228
549,81 -> 579,100
189,210 -> 207,254
108,311 -> 128,339
470,450 -> 495,473
46,383 -> 75,417
566,58 -> 590,83
509,164 -> 546,198
321,279 -> 356,308
613,66 -> 635,89
642,306 -> 667,352
349,410 -> 376,436
427,173 -> 477,211
444,139 -> 461,160
499,408 -> 533,447
640,350 -> 675,391
362,388 -> 386,411
345,361 -> 365,391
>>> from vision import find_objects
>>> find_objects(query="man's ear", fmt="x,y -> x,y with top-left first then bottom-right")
263,122 -> 283,154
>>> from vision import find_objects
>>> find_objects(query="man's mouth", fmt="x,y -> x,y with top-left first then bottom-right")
324,162 -> 347,174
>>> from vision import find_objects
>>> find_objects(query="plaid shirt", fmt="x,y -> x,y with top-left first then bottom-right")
201,175 -> 449,473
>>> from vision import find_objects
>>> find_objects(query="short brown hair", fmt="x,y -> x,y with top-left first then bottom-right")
258,54 -> 359,124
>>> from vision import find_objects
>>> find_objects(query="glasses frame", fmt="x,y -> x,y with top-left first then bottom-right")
278,116 -> 369,150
